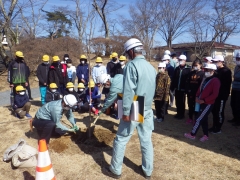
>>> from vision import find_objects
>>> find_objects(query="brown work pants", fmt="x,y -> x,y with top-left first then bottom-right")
15,102 -> 31,118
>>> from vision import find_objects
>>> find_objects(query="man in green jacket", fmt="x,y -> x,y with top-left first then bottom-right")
32,94 -> 79,144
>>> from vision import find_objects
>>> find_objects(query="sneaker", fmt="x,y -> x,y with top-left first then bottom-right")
186,118 -> 193,124
139,165 -> 151,179
105,167 -> 121,179
184,133 -> 196,140
25,113 -> 32,118
157,118 -> 163,123
211,129 -> 221,134
200,135 -> 209,142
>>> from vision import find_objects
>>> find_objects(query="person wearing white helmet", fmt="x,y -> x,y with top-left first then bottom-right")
170,54 -> 191,119
229,52 -> 240,126
97,73 -> 123,117
184,63 -> 220,142
32,94 -> 79,144
154,62 -> 171,122
210,55 -> 232,133
107,38 -> 156,179
203,56 -> 212,64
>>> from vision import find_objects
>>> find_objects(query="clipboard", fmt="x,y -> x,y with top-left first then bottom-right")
117,93 -> 145,123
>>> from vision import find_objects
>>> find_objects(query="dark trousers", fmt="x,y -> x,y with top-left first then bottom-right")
59,84 -> 65,95
231,89 -> 240,123
82,98 -> 101,111
26,81 -> 32,98
191,104 -> 213,136
32,118 -> 55,144
155,100 -> 168,119
187,94 -> 197,119
212,98 -> 227,131
175,90 -> 186,117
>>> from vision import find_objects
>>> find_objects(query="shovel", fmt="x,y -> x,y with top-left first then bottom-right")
90,116 -> 100,127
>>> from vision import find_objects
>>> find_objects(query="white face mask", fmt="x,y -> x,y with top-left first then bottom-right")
193,66 -> 199,71
65,57 -> 69,60
43,62 -> 49,65
120,61 -> 125,65
158,69 -> 164,73
163,61 -> 168,64
67,64 -> 72,67
179,60 -> 185,65
236,61 -> 240,66
51,89 -> 57,92
79,88 -> 84,92
69,88 -> 74,92
205,72 -> 212,77
104,85 -> 110,89
97,63 -> 102,66
19,91 -> 25,95
81,61 -> 85,64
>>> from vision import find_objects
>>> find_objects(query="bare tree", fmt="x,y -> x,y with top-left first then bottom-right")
158,0 -> 204,48
210,0 -> 240,43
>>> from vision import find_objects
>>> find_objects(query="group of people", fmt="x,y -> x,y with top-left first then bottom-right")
6,37 -> 240,179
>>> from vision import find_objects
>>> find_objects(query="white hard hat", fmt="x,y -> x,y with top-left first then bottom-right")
212,55 -> 224,61
203,63 -> 217,70
164,50 -> 171,55
236,52 -> 240,58
178,55 -> 187,60
204,57 -> 212,62
162,54 -> 170,61
158,62 -> 166,68
124,38 -> 143,52
98,73 -> 111,84
63,94 -> 78,107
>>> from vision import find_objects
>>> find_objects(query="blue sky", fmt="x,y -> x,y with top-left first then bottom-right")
44,0 -> 239,47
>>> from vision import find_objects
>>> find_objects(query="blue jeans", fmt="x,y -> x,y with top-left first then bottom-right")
110,109 -> 154,176
39,86 -> 47,105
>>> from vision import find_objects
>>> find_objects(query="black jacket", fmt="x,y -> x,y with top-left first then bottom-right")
8,59 -> 28,84
48,64 -> 64,87
77,90 -> 86,103
107,61 -> 118,77
170,65 -> 191,91
45,89 -> 61,103
114,63 -> 124,75
37,63 -> 50,86
215,65 -> 232,100
186,70 -> 205,96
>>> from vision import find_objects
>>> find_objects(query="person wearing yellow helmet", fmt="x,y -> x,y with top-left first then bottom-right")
76,55 -> 89,87
76,83 -> 87,111
107,52 -> 119,78
63,82 -> 79,108
114,55 -> 127,75
92,57 -> 107,84
8,51 -> 29,94
45,83 -> 61,103
37,55 -> 50,105
13,85 -> 32,119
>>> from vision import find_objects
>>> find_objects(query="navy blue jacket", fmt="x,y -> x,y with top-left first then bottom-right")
13,93 -> 29,110
166,63 -> 174,81
76,64 -> 89,86
86,86 -> 101,101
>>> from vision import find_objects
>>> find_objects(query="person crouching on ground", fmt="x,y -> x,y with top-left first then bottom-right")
154,62 -> 171,123
184,64 -> 220,142
64,82 -> 79,111
76,83 -> 86,112
13,85 -> 32,119
32,94 -> 79,144
82,79 -> 101,115
45,83 -> 61,103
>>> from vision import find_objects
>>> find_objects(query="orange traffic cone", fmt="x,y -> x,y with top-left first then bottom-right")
35,139 -> 56,180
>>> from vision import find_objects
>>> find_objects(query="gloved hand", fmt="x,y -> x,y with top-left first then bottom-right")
68,128 -> 76,133
73,125 -> 79,131
98,111 -> 103,116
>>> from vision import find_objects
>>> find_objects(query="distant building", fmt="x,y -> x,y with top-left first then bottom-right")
154,42 -> 240,61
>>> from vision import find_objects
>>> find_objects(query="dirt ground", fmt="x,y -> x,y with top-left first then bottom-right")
0,60 -> 240,180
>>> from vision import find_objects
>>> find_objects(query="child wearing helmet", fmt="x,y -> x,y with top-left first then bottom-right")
63,82 -> 79,103
45,83 -> 61,103
114,55 -> 127,75
13,85 -> 32,119
77,83 -> 86,111
76,55 -> 89,87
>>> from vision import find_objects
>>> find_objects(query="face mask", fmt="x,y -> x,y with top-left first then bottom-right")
104,85 -> 110,89
179,61 -> 185,65
19,91 -> 25,95
158,69 -> 164,73
43,62 -> 49,65
69,88 -> 74,92
67,64 -> 72,67
120,61 -> 125,65
63,106 -> 71,111
51,89 -> 57,92
65,57 -> 69,60
79,89 -> 84,92
205,72 -> 212,77
236,61 -> 240,66
193,66 -> 199,71
81,61 -> 85,64
163,61 -> 168,64
97,63 -> 102,66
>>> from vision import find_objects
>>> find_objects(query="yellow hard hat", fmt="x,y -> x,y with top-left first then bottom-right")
42,55 -> 49,61
80,55 -> 87,59
78,83 -> 85,88
16,85 -> 25,91
119,55 -> 126,61
52,56 -> 60,62
112,52 -> 118,58
16,51 -> 24,58
95,57 -> 103,63
109,55 -> 112,59
66,82 -> 74,88
88,79 -> 95,88
49,83 -> 58,89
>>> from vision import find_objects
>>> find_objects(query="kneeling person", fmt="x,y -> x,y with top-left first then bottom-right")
32,94 -> 79,144
13,85 -> 32,119
45,83 -> 61,103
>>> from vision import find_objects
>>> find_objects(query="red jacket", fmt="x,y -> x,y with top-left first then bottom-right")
196,77 -> 220,104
